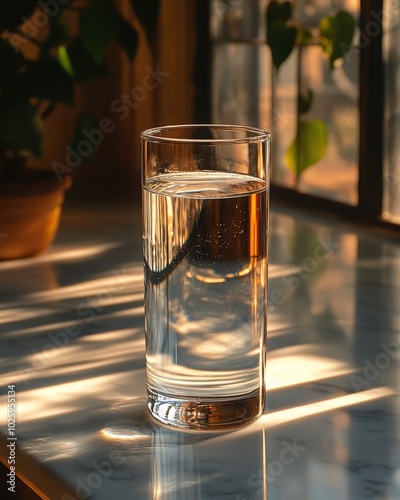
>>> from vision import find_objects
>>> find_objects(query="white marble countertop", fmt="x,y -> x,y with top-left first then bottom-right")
0,201 -> 399,500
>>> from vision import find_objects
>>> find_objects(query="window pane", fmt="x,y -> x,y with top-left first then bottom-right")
212,43 -> 271,127
210,0 -> 270,128
383,1 -> 400,223
262,50 -> 298,188
295,0 -> 359,27
210,0 -> 360,206
297,45 -> 359,205
261,44 -> 359,201
282,0 -> 360,204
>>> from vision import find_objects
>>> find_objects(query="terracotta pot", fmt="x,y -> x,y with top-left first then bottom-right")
0,173 -> 72,260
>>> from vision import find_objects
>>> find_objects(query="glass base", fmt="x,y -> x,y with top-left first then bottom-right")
147,387 -> 265,431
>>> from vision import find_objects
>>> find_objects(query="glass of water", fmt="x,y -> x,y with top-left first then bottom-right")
141,124 -> 271,430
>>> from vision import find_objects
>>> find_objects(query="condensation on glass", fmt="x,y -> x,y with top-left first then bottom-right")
211,0 -> 360,205
383,0 -> 400,222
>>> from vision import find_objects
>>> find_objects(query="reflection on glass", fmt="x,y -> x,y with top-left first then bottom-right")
383,1 -> 400,222
150,425 -> 267,499
151,428 -> 201,500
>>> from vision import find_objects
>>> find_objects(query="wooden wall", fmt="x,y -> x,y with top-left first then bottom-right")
36,0 -> 199,200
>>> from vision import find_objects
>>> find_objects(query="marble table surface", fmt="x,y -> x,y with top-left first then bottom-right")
0,201 -> 400,500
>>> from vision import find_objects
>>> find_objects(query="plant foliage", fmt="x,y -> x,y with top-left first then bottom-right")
0,0 -> 159,181
266,1 -> 356,176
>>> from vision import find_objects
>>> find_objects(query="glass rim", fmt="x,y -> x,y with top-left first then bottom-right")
140,123 -> 271,144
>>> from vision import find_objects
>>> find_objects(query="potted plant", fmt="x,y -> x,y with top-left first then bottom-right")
0,0 -> 158,260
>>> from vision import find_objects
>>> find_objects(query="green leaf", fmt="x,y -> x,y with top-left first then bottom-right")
0,0 -> 39,32
58,46 -> 74,77
0,101 -> 43,158
23,56 -> 74,104
267,20 -> 297,69
130,0 -> 160,46
297,27 -> 314,45
79,0 -> 120,65
63,39 -> 109,82
266,1 -> 293,23
298,88 -> 314,115
319,10 -> 356,68
285,119 -> 328,174
116,15 -> 139,61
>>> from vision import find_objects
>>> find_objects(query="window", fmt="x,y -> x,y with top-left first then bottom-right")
209,0 -> 400,231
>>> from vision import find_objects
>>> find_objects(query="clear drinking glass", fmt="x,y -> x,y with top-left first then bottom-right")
141,124 -> 271,430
